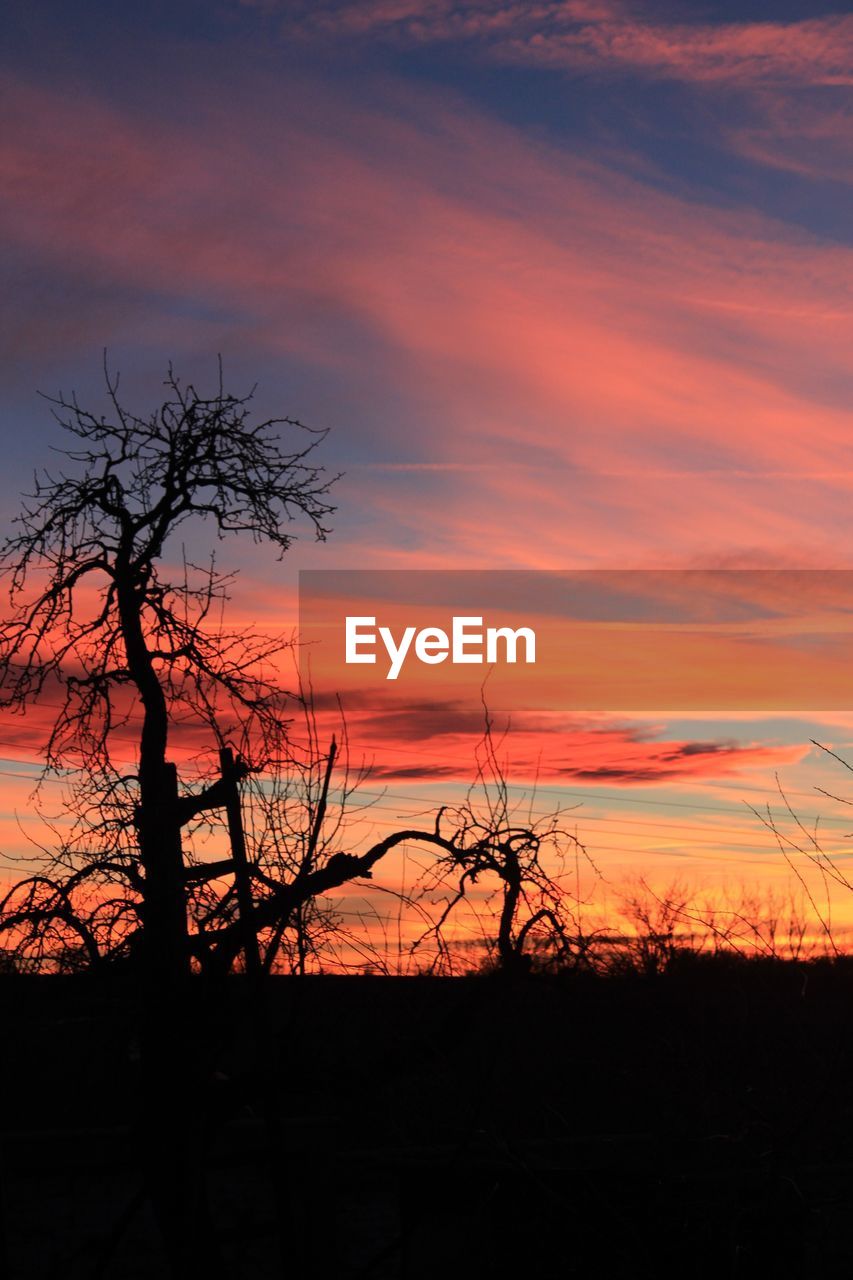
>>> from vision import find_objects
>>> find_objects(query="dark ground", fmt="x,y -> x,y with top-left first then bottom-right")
3,956 -> 853,1278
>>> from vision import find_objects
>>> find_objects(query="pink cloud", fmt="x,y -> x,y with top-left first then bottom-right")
726,90 -> 853,181
506,12 -> 853,87
257,2 -> 853,87
1,69 -> 852,571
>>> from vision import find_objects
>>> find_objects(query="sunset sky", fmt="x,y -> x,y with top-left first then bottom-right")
3,0 -> 853,953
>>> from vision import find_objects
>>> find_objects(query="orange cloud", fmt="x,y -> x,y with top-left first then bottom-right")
329,697 -> 806,784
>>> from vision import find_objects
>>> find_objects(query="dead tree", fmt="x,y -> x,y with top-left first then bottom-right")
0,357 -> 335,1270
409,710 -> 598,975
0,358 -> 334,977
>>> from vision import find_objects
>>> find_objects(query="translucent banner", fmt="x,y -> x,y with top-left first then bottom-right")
298,570 -> 853,710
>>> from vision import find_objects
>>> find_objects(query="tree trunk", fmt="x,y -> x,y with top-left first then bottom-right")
117,578 -> 213,1270
138,760 -> 189,988
497,848 -> 522,973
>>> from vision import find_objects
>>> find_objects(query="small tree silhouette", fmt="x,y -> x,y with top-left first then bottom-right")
413,709 -> 598,975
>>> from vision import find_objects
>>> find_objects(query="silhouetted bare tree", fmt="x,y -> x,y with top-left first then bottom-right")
616,878 -> 693,975
0,358 -> 336,982
0,358 -> 335,1271
0,360 -> 338,988
412,709 -> 598,975
744,745 -> 853,958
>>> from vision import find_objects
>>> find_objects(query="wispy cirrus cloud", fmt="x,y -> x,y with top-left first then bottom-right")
728,89 -> 853,182
2,66 -> 851,569
250,0 -> 853,88
504,9 -> 853,87
235,2 -> 853,226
